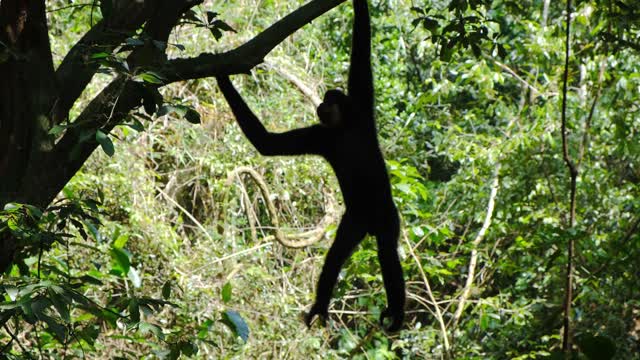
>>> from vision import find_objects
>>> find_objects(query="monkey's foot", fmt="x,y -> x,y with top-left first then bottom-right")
379,307 -> 404,332
304,304 -> 328,328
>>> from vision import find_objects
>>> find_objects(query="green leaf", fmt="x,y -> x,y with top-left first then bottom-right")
206,11 -> 219,24
185,108 -> 201,124
197,319 -> 214,339
42,313 -> 67,341
221,282 -> 232,303
125,37 -> 145,46
127,118 -> 145,132
157,104 -> 174,117
139,72 -> 165,84
91,52 -> 110,59
110,247 -> 131,276
49,124 -> 67,136
95,130 -> 115,157
213,19 -> 236,33
49,292 -> 70,323
161,281 -> 172,300
6,286 -> 19,301
209,27 -> 223,40
221,310 -> 249,343
3,203 -> 20,212
25,205 -> 42,219
78,275 -> 103,286
113,234 -> 129,249
179,341 -> 198,356
139,322 -> 164,340
129,298 -> 140,323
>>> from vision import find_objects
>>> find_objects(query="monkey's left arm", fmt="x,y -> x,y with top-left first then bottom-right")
217,76 -> 325,156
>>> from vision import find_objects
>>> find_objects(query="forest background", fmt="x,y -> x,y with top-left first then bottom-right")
0,0 -> 639,359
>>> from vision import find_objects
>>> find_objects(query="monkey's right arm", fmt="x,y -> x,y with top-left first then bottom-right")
348,0 -> 374,121
217,76 -> 324,156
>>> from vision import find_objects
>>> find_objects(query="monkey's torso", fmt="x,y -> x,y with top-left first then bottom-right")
317,122 -> 398,232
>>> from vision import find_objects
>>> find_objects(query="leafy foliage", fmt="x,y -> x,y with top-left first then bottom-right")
2,0 -> 640,358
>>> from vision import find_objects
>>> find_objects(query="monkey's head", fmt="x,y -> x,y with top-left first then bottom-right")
317,89 -> 350,128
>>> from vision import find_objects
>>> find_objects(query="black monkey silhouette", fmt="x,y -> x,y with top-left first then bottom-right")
216,0 -> 405,332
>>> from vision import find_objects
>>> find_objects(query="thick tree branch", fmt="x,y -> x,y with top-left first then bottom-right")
54,5 -> 146,124
53,0 -> 204,125
162,0 -> 347,82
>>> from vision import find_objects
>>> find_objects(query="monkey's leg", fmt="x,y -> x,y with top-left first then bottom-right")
305,213 -> 366,327
375,214 -> 405,332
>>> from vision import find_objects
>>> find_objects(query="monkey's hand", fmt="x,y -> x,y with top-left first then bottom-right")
379,307 -> 404,332
304,303 -> 328,328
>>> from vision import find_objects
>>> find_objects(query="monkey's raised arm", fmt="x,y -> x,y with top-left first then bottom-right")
217,76 -> 325,156
347,0 -> 374,118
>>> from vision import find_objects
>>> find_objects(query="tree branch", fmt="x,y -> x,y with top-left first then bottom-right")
452,164 -> 500,328
53,0 -> 204,125
262,61 -> 322,106
560,0 -> 576,353
162,0 -> 347,82
53,8 -> 146,124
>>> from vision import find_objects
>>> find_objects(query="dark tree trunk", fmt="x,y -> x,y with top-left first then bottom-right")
1,0 -> 57,271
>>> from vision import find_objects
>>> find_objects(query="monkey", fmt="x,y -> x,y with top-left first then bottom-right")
216,0 -> 405,332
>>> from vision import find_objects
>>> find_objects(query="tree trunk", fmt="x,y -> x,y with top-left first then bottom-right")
1,0 -> 57,271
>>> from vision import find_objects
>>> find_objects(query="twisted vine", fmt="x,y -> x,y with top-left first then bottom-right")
222,166 -> 338,248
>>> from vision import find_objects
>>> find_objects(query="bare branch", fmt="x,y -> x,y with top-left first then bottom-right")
262,61 -> 322,106
403,231 -> 451,354
560,0 -> 576,353
452,165 -> 500,328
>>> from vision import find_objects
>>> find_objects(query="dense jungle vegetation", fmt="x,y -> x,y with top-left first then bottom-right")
1,0 -> 639,358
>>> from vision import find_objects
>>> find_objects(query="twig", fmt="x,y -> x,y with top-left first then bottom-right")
262,61 -> 322,107
451,164 -> 500,328
403,232 -> 451,354
209,242 -> 274,266
489,58 -> 542,97
2,324 -> 34,359
155,186 -> 214,243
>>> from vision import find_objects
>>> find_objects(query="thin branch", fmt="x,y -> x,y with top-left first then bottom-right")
490,58 -> 542,97
403,231 -> 451,354
155,186 -> 214,243
560,0 -> 576,354
452,164 -> 500,328
262,61 -> 322,106
2,324 -> 34,359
